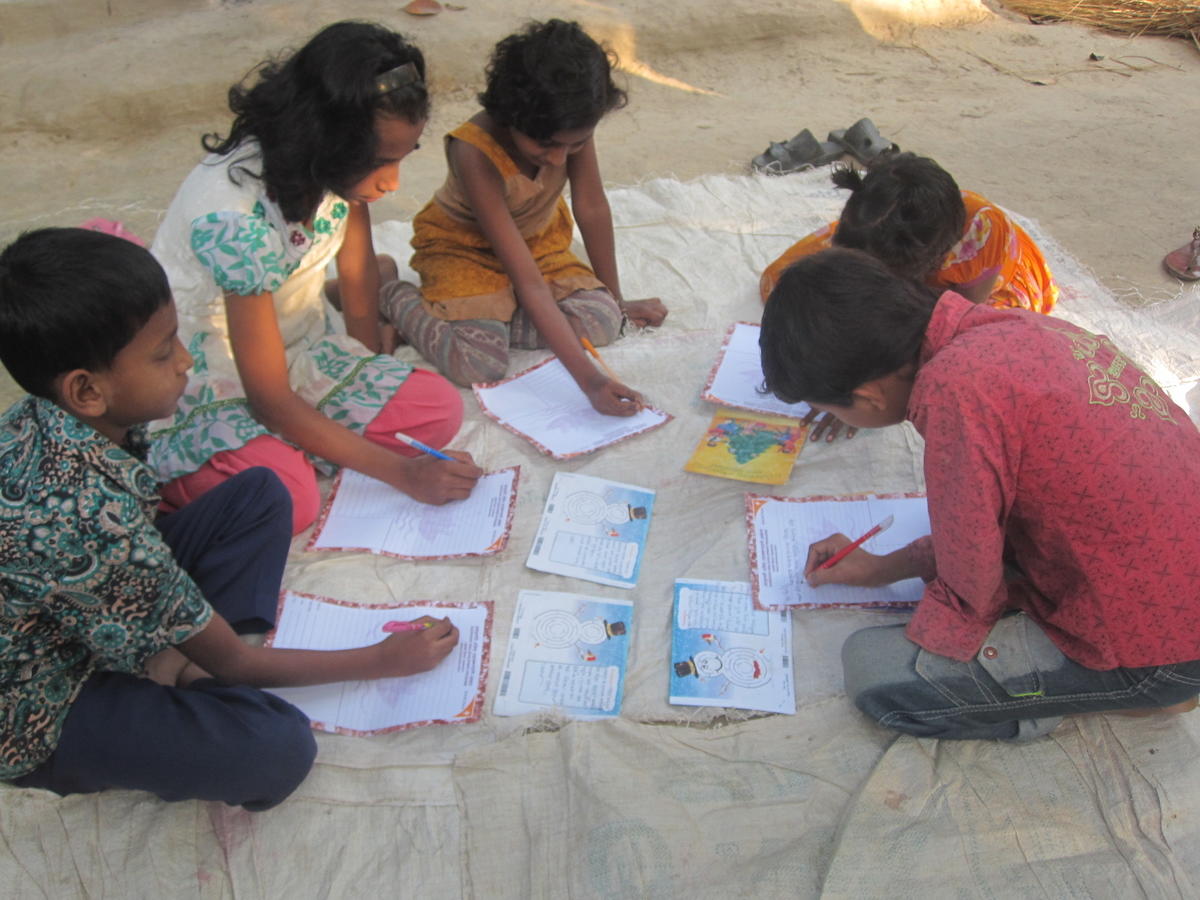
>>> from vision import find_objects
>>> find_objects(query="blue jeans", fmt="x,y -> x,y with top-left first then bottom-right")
842,613 -> 1200,740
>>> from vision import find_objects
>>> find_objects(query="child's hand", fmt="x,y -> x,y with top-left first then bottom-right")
374,616 -> 459,677
584,374 -> 644,417
398,450 -> 483,505
802,409 -> 858,442
620,298 -> 668,329
803,534 -> 887,587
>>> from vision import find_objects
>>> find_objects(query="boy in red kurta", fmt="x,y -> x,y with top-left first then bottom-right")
759,248 -> 1200,740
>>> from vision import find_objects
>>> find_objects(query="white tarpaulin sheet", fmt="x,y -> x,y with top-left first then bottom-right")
3,171 -> 1198,898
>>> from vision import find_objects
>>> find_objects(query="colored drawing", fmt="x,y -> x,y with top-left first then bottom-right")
684,408 -> 806,485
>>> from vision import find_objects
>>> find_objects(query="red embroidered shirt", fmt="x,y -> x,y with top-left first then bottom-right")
904,292 -> 1200,669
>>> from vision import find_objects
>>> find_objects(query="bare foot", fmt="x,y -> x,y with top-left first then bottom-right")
1110,696 -> 1198,718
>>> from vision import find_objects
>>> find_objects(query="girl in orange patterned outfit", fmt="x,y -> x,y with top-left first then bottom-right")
386,20 -> 667,416
760,152 -> 1058,315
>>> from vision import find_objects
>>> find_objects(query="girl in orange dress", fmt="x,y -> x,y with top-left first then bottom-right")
385,20 -> 667,417
759,153 -> 1058,315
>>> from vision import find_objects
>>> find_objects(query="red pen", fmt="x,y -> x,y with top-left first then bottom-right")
382,620 -> 433,633
816,514 -> 894,571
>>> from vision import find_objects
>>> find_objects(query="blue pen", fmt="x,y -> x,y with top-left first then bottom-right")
393,430 -> 454,461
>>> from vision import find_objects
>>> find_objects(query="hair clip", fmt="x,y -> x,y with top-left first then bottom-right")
374,62 -> 422,96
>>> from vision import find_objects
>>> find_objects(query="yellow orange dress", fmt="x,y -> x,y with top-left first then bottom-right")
759,191 -> 1058,314
409,121 -> 603,323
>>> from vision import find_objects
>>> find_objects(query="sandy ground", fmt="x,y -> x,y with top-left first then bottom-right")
1,0 -> 1197,404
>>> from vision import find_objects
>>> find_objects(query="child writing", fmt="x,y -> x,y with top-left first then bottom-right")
0,228 -> 459,809
759,248 -> 1200,741
384,19 -> 668,415
761,153 -> 1059,441
150,21 -> 481,533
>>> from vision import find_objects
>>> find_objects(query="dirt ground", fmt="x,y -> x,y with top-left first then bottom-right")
1,0 -> 1198,408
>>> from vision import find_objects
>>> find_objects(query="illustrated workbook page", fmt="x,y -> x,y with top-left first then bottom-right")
669,580 -> 795,714
494,590 -> 632,719
702,322 -> 813,419
266,592 -> 490,735
473,356 -> 670,458
684,408 -> 806,485
526,472 -> 656,589
747,494 -> 930,609
308,467 -> 519,559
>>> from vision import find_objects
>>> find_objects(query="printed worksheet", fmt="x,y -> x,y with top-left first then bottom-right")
473,356 -> 671,459
307,467 -> 519,560
701,322 -> 813,419
669,580 -> 795,714
494,590 -> 632,719
746,493 -> 930,609
684,408 -> 806,485
526,472 -> 656,589
265,591 -> 491,735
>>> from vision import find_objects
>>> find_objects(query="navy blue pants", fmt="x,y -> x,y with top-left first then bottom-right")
13,468 -> 316,811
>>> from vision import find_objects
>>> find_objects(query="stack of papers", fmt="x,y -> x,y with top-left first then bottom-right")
474,356 -> 671,458
265,591 -> 491,734
308,468 -> 519,560
746,493 -> 931,609
701,321 -> 812,419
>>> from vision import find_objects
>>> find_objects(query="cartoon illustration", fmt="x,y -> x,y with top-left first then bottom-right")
705,416 -> 802,463
674,646 -> 771,688
562,489 -> 648,528
532,608 -> 627,658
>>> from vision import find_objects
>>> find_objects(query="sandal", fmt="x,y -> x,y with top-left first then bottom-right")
751,129 -> 844,175
1163,226 -> 1200,281
827,118 -> 898,166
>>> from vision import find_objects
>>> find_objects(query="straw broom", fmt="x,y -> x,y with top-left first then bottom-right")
1002,0 -> 1200,39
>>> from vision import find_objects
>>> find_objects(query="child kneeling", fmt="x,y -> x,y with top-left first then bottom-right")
759,248 -> 1200,740
0,229 -> 458,808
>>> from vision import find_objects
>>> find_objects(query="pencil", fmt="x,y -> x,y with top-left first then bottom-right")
382,620 -> 433,633
816,514 -> 895,571
393,430 -> 454,461
580,337 -> 621,383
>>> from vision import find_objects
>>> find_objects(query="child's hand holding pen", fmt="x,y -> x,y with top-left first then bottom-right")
394,432 -> 483,504
803,534 -> 888,587
376,616 -> 459,676
582,370 -> 644,416
580,338 -> 645,416
804,516 -> 916,588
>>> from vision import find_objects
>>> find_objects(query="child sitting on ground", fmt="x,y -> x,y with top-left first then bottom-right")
0,228 -> 459,809
759,248 -> 1200,740
387,19 -> 667,415
150,22 -> 481,534
760,152 -> 1059,311
761,153 -> 1059,441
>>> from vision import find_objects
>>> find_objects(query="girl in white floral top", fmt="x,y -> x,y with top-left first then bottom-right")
150,21 -> 481,533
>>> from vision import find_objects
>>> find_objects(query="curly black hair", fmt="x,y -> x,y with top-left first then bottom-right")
830,152 -> 966,281
204,21 -> 429,223
478,19 -> 627,141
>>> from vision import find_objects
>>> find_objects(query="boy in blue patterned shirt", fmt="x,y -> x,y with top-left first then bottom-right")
0,228 -> 459,809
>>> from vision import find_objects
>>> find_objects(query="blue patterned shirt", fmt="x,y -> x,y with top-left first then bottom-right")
0,397 -> 212,778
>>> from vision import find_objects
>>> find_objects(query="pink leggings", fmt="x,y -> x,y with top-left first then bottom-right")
159,369 -> 463,535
